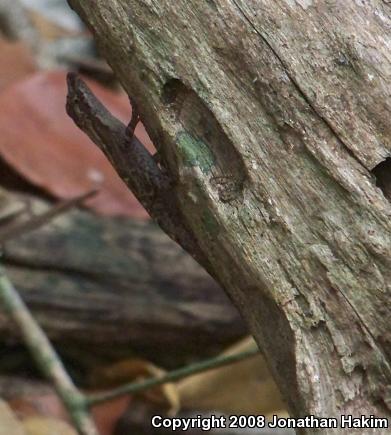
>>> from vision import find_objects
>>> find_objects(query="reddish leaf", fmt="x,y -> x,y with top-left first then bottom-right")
0,39 -> 36,91
91,396 -> 131,435
0,70 -> 154,218
9,393 -> 68,423
10,391 -> 130,435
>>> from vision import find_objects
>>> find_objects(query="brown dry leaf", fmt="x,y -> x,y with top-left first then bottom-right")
0,70 -> 154,217
90,358 -> 179,415
0,376 -> 57,411
27,10 -> 79,41
91,396 -> 131,435
0,399 -> 26,435
9,393 -> 68,424
22,417 -> 76,435
0,39 -> 36,92
177,337 -> 288,418
7,385 -> 114,435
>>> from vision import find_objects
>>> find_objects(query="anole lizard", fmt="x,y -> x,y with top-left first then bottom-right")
66,73 -> 207,268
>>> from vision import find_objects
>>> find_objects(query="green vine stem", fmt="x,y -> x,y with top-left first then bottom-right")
0,265 -> 259,432
0,266 -> 99,435
87,346 -> 259,406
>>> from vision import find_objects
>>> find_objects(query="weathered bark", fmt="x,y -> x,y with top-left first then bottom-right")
0,192 -> 245,365
66,0 -> 391,431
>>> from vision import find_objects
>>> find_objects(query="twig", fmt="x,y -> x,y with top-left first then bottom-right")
0,267 -> 99,435
86,346 -> 259,406
0,190 -> 97,244
0,187 -> 259,432
0,262 -> 258,427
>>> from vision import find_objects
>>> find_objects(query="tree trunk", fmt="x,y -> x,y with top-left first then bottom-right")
66,0 -> 391,431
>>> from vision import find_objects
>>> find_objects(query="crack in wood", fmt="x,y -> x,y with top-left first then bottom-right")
230,0 -> 370,173
372,158 -> 391,201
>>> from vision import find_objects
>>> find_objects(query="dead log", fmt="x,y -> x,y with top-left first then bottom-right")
0,192 -> 246,365
66,0 -> 391,430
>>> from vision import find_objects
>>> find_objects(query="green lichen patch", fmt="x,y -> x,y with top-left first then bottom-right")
176,131 -> 216,174
201,209 -> 220,236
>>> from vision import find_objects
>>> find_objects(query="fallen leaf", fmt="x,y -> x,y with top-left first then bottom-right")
22,417 -> 76,435
0,70 -> 154,217
0,399 -> 26,435
12,390 -> 131,435
21,0 -> 84,33
177,337 -> 288,418
1,375 -> 125,435
91,396 -> 131,435
90,358 -> 180,415
0,39 -> 36,91
9,393 -> 68,423
27,10 -> 79,41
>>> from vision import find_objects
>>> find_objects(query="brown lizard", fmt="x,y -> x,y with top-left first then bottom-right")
66,73 -> 208,268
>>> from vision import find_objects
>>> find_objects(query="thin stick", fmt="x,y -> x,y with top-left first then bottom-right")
0,267 -> 99,435
0,190 -> 97,243
87,346 -> 259,406
0,261 -> 259,423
